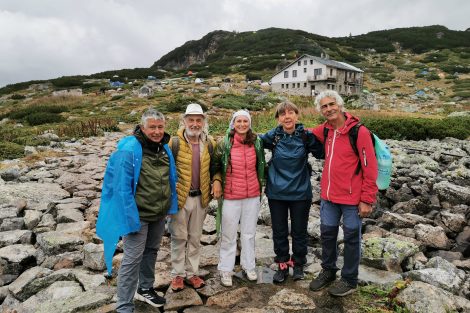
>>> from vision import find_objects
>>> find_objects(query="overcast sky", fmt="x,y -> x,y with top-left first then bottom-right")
0,0 -> 468,87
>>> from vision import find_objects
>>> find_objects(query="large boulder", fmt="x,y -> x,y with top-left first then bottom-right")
433,180 -> 470,205
396,281 -> 470,313
0,182 -> 70,211
361,237 -> 419,272
414,224 -> 451,249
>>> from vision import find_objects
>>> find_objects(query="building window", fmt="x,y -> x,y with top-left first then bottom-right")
292,83 -> 295,88
297,83 -> 300,88
281,84 -> 284,89
314,68 -> 322,76
304,60 -> 307,65
330,68 -> 333,76
310,60 -> 313,64
327,84 -> 330,90
332,84 -> 335,90
293,70 -> 297,78
284,71 -> 289,78
304,68 -> 307,73
298,61 -> 301,66
304,82 -> 307,87
339,85 -> 342,92
286,84 -> 289,89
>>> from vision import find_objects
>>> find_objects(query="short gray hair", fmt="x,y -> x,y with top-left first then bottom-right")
141,108 -> 165,126
314,90 -> 344,112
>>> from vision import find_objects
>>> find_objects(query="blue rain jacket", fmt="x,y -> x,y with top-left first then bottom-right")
96,135 -> 178,275
260,124 -> 323,201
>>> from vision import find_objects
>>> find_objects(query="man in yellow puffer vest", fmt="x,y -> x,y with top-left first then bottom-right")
169,103 -> 222,291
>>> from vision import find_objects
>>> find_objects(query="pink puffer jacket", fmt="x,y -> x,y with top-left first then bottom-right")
224,132 -> 260,200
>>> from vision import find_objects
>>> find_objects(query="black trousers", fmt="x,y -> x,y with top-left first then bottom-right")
268,198 -> 311,266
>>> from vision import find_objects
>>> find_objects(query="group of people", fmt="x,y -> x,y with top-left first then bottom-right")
96,90 -> 378,312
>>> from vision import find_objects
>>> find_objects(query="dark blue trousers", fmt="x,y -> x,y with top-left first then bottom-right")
268,199 -> 311,266
320,199 -> 362,287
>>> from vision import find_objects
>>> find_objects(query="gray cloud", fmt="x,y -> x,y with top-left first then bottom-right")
0,0 -> 468,87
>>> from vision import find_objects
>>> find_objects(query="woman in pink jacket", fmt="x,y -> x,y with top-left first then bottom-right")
212,110 -> 266,287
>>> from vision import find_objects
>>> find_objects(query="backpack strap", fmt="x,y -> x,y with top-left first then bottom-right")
170,136 -> 179,160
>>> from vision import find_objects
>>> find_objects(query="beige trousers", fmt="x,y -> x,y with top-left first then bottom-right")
170,195 -> 207,278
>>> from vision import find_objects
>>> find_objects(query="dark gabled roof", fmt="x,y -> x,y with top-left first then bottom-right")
271,54 -> 363,78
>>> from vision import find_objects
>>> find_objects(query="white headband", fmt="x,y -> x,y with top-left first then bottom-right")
229,110 -> 251,129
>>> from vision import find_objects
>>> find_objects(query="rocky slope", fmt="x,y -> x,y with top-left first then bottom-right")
0,132 -> 469,313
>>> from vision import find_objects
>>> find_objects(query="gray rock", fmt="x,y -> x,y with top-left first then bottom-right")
19,280 -> 83,312
83,243 -> 106,271
0,167 -> 20,181
206,287 -> 250,308
268,288 -> 316,312
0,217 -> 24,231
390,198 -> 429,215
434,180 -> 470,205
436,210 -> 466,234
0,229 -> 33,248
25,168 -> 53,180
54,172 -> 96,193
203,214 -> 216,234
36,230 -> 84,255
403,257 -> 466,295
358,264 -> 402,286
34,213 -> 57,233
414,224 -> 451,249
201,234 -> 218,245
199,244 -> 219,267
164,287 -> 203,311
397,281 -> 470,313
0,206 -> 18,223
8,266 -> 53,301
0,244 -> 36,263
55,221 -> 91,233
57,208 -> 84,223
0,182 -> 70,211
29,290 -> 112,313
255,238 -> 276,265
56,202 -> 86,211
24,210 -> 42,230
196,277 -> 230,298
361,237 -> 419,272
455,226 -> 470,257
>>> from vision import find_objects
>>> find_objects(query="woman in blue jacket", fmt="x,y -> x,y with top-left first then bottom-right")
260,101 -> 323,283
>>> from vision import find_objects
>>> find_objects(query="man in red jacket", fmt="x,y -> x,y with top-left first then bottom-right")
308,90 -> 378,297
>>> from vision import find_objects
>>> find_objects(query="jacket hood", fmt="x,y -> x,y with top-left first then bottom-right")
323,112 -> 359,135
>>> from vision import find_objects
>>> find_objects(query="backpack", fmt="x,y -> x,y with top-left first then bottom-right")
170,136 -> 214,160
270,130 -> 313,176
323,123 -> 392,190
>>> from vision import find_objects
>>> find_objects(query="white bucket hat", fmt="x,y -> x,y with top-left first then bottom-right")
184,103 -> 204,116
229,110 -> 251,129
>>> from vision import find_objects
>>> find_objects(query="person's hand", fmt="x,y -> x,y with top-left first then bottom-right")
358,201 -> 373,218
212,180 -> 222,199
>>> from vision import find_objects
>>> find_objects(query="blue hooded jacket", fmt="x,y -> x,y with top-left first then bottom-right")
260,124 -> 323,201
96,135 -> 178,275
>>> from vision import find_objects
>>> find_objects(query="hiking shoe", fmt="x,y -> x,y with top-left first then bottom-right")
309,269 -> 336,291
220,271 -> 232,287
292,265 -> 304,281
186,275 -> 205,289
273,265 -> 289,284
245,269 -> 258,281
170,276 -> 184,292
328,278 -> 357,297
134,287 -> 166,308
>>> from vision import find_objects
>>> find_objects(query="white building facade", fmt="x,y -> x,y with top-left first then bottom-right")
270,54 -> 363,96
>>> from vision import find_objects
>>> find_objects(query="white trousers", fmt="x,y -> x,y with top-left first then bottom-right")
217,196 -> 260,273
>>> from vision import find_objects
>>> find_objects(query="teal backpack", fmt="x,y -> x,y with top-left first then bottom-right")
323,123 -> 392,190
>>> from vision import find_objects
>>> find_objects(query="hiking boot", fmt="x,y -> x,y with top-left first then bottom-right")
328,278 -> 357,297
186,275 -> 205,289
245,269 -> 258,281
292,265 -> 304,281
170,276 -> 184,292
220,271 -> 232,287
134,287 -> 166,308
309,269 -> 336,291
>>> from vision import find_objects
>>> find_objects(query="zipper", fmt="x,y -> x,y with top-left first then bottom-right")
326,131 -> 337,200
362,148 -> 367,167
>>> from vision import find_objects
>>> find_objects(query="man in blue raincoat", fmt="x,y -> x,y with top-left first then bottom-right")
96,108 -> 177,312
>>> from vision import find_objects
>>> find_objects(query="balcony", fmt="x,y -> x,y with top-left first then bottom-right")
344,78 -> 362,85
307,75 -> 337,82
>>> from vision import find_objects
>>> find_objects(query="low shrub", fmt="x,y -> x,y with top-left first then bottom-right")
56,117 -> 119,138
10,94 -> 26,100
8,105 -> 69,120
25,112 -> 64,126
0,141 -> 24,159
